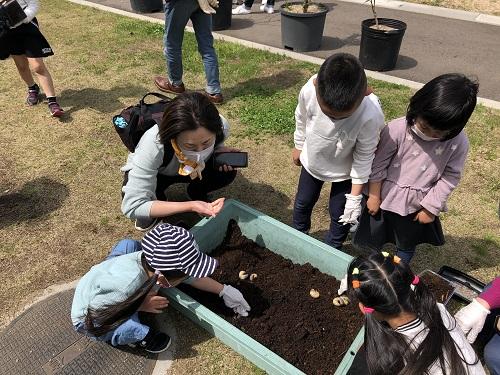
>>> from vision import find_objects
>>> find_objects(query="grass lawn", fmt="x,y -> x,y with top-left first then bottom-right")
405,0 -> 500,16
0,0 -> 498,373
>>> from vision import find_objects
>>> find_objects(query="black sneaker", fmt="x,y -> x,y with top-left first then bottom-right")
134,217 -> 160,232
130,330 -> 172,353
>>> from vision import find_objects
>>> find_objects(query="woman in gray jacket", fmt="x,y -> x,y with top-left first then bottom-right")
121,92 -> 237,230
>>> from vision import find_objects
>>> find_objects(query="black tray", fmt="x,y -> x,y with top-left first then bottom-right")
438,266 -> 486,303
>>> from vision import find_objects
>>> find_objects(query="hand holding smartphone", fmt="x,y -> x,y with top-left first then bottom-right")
213,151 -> 248,169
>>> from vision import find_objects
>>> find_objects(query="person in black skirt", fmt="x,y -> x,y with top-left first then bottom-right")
0,0 -> 64,117
353,74 -> 478,264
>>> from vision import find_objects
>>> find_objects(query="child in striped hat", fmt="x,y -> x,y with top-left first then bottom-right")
71,223 -> 250,353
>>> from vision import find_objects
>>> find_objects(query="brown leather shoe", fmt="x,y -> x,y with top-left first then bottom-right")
204,91 -> 224,105
154,76 -> 186,94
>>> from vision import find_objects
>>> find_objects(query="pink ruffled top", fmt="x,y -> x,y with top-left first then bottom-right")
370,117 -> 469,216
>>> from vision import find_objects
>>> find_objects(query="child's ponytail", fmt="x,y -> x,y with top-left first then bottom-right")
84,255 -> 159,337
348,253 -> 477,375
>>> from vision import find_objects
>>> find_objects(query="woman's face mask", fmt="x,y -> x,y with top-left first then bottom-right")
411,125 -> 440,141
179,142 -> 215,163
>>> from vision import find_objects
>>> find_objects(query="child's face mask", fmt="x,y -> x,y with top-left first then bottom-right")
411,125 -> 440,141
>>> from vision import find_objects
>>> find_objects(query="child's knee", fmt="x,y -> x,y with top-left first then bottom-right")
29,59 -> 48,75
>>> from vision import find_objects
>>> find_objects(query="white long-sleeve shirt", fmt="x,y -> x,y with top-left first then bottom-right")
294,75 -> 385,184
395,303 -> 486,374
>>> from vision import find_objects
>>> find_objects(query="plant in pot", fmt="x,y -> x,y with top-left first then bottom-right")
358,0 -> 407,71
280,0 -> 329,52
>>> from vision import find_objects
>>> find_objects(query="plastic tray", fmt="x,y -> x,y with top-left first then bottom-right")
438,266 -> 485,303
419,269 -> 456,305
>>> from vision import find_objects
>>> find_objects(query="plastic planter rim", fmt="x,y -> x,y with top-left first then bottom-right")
361,18 -> 407,34
280,1 -> 329,17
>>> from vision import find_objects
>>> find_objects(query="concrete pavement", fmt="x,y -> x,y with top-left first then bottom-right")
84,0 -> 500,103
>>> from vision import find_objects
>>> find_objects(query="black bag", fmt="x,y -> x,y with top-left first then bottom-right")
113,92 -> 171,153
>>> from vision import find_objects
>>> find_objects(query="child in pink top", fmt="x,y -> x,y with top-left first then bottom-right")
353,74 -> 479,263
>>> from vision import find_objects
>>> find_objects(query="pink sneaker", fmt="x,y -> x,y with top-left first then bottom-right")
26,86 -> 40,106
48,102 -> 64,117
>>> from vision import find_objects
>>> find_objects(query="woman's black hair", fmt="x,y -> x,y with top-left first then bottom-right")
84,254 -> 186,337
158,92 -> 224,146
406,73 -> 479,141
347,253 -> 477,375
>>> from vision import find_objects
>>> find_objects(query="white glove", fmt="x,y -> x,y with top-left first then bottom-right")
338,274 -> 348,295
455,298 -> 490,343
339,194 -> 363,225
197,0 -> 218,14
219,284 -> 251,317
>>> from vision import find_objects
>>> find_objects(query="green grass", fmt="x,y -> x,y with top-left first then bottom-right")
0,0 -> 499,373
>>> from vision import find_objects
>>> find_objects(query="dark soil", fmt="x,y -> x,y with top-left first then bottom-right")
178,220 -> 364,374
420,271 -> 455,304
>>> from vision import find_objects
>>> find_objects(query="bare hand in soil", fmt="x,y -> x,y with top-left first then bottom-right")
309,289 -> 320,298
250,273 -> 257,281
139,295 -> 169,313
333,296 -> 350,307
239,270 -> 249,280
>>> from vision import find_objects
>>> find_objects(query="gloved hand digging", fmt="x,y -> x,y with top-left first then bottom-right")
339,194 -> 363,225
219,284 -> 251,317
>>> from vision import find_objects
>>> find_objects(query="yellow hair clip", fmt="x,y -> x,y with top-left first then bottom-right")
381,251 -> 390,258
352,268 -> 360,275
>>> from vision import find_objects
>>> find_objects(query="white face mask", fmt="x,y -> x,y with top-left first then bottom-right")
179,142 -> 215,163
411,125 -> 440,141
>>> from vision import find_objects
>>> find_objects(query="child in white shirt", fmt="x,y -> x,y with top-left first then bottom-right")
292,53 -> 385,249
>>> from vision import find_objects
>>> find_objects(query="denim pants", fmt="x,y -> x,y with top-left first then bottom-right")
164,0 -> 221,94
293,168 -> 351,249
74,239 -> 150,347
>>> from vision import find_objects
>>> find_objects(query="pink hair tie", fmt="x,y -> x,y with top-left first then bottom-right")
363,307 -> 375,314
412,275 -> 420,285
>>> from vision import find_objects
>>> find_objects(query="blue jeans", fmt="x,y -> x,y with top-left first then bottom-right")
395,246 -> 416,264
164,0 -> 221,94
74,239 -> 150,346
293,168 -> 352,249
485,332 -> 500,375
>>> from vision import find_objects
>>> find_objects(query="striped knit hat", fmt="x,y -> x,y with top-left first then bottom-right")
141,223 -> 218,278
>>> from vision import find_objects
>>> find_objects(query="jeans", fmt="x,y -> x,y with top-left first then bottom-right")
293,168 -> 351,249
164,0 -> 221,94
485,331 -> 500,375
396,246 -> 416,264
74,239 -> 150,347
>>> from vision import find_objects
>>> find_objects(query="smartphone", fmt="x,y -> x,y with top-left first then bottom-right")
213,152 -> 248,168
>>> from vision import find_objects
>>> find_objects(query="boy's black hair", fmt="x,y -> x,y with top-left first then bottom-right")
406,73 -> 479,141
317,53 -> 367,112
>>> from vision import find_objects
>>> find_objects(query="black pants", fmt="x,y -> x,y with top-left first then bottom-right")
292,167 -> 352,249
122,165 -> 236,202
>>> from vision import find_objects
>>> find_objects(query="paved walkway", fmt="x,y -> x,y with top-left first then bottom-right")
89,0 -> 500,102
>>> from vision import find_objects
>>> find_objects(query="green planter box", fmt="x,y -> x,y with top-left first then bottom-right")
163,199 -> 364,374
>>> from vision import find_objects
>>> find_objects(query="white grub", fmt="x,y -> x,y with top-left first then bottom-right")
309,289 -> 320,298
333,296 -> 350,307
239,270 -> 249,280
249,273 -> 258,281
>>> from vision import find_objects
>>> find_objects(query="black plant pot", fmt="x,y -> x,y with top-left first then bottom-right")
280,2 -> 329,52
213,0 -> 232,31
359,18 -> 407,71
130,0 -> 164,13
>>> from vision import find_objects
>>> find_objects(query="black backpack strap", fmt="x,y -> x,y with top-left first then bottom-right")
140,92 -> 170,106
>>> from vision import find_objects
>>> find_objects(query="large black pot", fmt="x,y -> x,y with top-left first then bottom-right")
212,0 -> 232,31
280,2 -> 329,52
359,18 -> 407,71
130,0 -> 164,13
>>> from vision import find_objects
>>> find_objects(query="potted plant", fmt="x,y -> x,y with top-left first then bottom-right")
358,0 -> 407,71
280,0 -> 329,52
